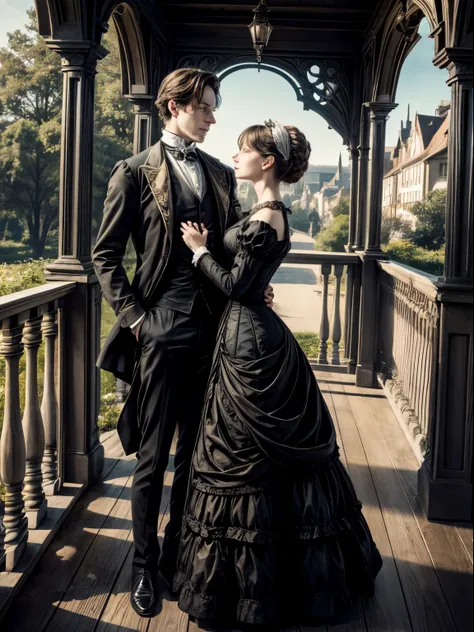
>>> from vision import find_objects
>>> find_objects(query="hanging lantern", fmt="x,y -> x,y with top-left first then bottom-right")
248,0 -> 273,68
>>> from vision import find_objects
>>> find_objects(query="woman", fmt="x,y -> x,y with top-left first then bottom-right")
176,121 -> 382,626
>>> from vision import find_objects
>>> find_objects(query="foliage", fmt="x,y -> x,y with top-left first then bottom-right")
1,210 -> 24,242
331,196 -> 349,217
410,189 -> 446,250
289,205 -> 310,233
0,12 -> 134,257
381,211 -> 413,245
0,10 -> 62,258
0,259 -> 46,296
92,30 -> 133,235
294,332 -> 320,358
98,372 -> 123,433
314,214 -> 349,252
384,239 -> 445,276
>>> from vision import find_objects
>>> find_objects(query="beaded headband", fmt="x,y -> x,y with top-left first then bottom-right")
264,119 -> 291,161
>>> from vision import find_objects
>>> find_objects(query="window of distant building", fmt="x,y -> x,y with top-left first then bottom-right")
440,162 -> 448,178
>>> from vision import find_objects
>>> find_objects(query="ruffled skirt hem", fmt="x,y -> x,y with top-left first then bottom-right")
173,464 -> 383,625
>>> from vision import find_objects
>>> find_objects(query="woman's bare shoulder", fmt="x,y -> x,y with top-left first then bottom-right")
250,207 -> 285,239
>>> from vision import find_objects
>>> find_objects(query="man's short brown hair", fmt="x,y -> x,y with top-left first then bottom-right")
155,68 -> 221,122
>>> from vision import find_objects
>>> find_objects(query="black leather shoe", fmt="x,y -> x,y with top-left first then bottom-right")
130,569 -> 157,617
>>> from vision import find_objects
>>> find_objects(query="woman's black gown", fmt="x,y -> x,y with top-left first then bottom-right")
174,204 -> 382,625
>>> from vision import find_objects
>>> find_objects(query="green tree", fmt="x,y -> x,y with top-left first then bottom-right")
0,12 -> 134,256
0,9 -> 62,257
385,239 -> 444,276
410,189 -> 446,250
92,29 -> 134,235
381,211 -> 413,244
288,205 -> 310,233
331,196 -> 349,217
314,214 -> 349,252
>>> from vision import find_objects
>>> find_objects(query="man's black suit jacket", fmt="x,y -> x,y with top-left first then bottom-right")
92,140 -> 243,385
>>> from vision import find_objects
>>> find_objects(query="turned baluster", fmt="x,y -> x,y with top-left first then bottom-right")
22,315 -> 47,528
318,263 -> 332,364
331,264 -> 344,364
41,311 -> 60,495
0,321 -> 28,570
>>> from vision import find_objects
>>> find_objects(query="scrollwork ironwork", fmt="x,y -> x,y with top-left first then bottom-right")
176,52 -> 354,144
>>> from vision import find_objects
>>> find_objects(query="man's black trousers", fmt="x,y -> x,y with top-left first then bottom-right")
131,300 -> 217,576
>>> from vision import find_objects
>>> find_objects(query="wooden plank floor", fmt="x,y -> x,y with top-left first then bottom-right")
2,373 -> 472,632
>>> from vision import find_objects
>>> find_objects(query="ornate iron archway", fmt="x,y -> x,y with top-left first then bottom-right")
176,52 -> 356,146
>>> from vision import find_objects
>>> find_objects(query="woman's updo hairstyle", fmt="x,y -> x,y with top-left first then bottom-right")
237,123 -> 311,184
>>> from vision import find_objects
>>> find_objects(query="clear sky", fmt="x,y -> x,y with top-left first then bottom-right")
1,2 -> 450,167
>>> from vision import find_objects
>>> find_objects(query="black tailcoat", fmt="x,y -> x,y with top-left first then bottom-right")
92,141 -> 242,453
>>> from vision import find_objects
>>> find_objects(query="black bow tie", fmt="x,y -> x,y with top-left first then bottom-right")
163,143 -> 198,162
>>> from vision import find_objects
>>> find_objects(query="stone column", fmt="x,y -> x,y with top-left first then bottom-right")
354,106 -> 370,251
344,146 -> 361,373
126,94 -> 155,155
356,100 -> 397,387
418,49 -> 473,520
347,147 -> 359,250
365,101 -> 398,253
44,40 -> 107,485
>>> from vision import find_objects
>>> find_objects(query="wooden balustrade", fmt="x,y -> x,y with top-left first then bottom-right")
22,315 -> 47,528
284,251 -> 361,368
0,282 -> 75,571
377,262 -> 440,462
41,312 -> 60,495
0,322 -> 28,571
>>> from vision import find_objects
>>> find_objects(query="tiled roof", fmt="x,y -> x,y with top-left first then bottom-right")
384,113 -> 449,178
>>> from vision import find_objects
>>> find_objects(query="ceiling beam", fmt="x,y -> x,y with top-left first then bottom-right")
157,1 -> 373,15
162,20 -> 367,32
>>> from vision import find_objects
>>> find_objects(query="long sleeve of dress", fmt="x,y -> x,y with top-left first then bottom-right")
196,220 -> 278,300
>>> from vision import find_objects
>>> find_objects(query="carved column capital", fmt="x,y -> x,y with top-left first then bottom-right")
365,100 -> 399,121
125,94 -> 155,114
349,147 -> 360,160
433,47 -> 473,85
45,40 -> 108,74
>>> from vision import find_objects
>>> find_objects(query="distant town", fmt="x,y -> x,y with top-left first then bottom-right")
238,99 -> 450,235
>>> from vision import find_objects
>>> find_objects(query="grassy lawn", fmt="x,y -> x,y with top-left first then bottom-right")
293,331 -> 320,358
0,240 -> 57,264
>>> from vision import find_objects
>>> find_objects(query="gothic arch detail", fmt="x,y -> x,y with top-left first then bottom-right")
108,3 -> 149,96
35,0 -> 84,40
176,53 -> 355,145
371,2 -> 425,102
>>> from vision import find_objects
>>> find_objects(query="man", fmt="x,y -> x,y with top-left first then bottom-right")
92,68 -> 272,618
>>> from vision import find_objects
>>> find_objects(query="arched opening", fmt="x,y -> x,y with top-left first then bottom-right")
380,15 -> 450,277
110,3 -> 149,97
201,65 -> 351,348
94,5 -> 145,418
204,66 -> 348,226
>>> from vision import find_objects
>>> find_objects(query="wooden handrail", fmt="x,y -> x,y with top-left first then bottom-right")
1,281 -> 76,571
285,250 -> 361,265
0,282 -> 76,324
377,260 -> 438,301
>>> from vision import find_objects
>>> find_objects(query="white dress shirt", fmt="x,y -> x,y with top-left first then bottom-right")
161,129 -> 206,200
130,131 -> 206,331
